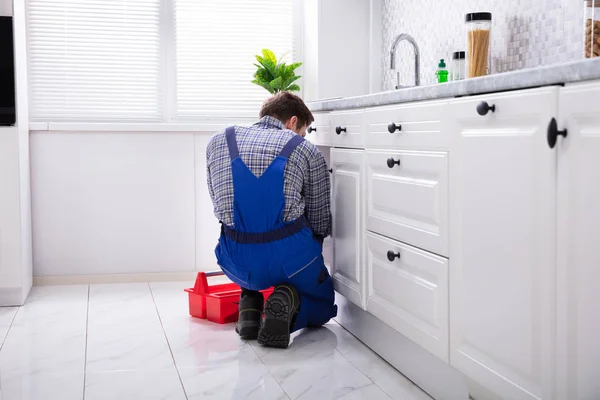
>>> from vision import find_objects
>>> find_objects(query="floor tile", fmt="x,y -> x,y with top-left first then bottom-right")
327,323 -> 432,400
0,307 -> 18,348
179,364 -> 289,400
86,283 -> 174,373
0,286 -> 88,378
84,368 -> 186,400
151,281 -> 252,369
0,372 -> 84,400
0,282 -> 431,400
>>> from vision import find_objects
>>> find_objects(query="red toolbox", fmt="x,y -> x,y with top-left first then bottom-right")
185,271 -> 274,324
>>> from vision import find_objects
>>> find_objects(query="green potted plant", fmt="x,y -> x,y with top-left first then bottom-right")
252,49 -> 302,94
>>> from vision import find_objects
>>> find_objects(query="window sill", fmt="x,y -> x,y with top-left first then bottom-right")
29,121 -> 257,133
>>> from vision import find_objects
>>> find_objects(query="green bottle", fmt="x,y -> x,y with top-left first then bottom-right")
436,59 -> 449,83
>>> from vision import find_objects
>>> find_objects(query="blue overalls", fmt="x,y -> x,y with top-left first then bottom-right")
215,126 -> 337,332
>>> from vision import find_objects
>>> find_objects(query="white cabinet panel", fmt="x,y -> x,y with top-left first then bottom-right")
449,87 -> 558,400
556,81 -> 600,400
365,100 -> 449,150
331,148 -> 365,308
366,231 -> 449,361
366,149 -> 448,257
30,133 -> 197,276
306,112 -> 332,147
330,110 -> 365,149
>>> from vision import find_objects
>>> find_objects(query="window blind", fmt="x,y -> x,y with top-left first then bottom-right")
173,0 -> 294,120
27,0 -> 163,121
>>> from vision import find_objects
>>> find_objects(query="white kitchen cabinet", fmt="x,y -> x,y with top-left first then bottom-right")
330,148 -> 366,308
555,82 -> 600,400
364,100 -> 450,150
301,0 -> 374,102
306,112 -> 332,147
448,87 -> 559,400
330,109 -> 365,149
365,149 -> 449,257
365,231 -> 449,361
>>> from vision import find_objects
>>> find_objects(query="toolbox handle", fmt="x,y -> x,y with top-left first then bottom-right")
204,271 -> 224,278
193,271 -> 225,295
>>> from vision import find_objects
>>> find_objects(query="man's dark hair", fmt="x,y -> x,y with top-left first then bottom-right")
259,91 -> 314,128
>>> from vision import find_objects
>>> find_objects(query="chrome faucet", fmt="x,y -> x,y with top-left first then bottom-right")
390,33 -> 421,89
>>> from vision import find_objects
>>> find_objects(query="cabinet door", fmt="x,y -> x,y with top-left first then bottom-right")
364,100 -> 450,150
556,82 -> 600,400
306,112 -> 332,147
366,149 -> 449,257
330,110 -> 365,149
366,231 -> 449,361
448,87 -> 558,400
331,148 -> 365,308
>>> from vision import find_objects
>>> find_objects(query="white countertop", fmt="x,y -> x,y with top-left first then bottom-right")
307,58 -> 600,112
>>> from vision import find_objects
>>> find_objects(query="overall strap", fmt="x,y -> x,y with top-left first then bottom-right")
225,126 -> 239,160
278,135 -> 305,159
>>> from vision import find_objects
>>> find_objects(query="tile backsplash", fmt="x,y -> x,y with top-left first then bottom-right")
382,0 -> 583,89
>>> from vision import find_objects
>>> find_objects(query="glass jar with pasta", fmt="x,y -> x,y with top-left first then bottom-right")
466,12 -> 492,78
584,1 -> 600,58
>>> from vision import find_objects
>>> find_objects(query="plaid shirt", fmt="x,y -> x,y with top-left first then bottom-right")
206,116 -> 332,238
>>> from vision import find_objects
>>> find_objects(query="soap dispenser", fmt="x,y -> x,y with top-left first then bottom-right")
436,59 -> 449,83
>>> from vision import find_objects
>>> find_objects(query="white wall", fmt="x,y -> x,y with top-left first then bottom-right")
0,0 -> 32,304
29,132 -> 223,278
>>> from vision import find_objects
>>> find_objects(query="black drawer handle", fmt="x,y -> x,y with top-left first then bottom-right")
547,117 -> 567,149
335,126 -> 347,135
387,250 -> 400,262
387,157 -> 400,168
308,126 -> 317,133
477,101 -> 496,116
387,122 -> 402,133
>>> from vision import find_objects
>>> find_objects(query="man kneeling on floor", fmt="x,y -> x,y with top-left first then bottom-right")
206,91 -> 337,348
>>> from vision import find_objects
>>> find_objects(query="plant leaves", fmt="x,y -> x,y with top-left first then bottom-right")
269,76 -> 283,91
253,49 -> 301,94
288,62 -> 302,71
262,49 -> 277,64
282,75 -> 301,89
252,79 -> 274,94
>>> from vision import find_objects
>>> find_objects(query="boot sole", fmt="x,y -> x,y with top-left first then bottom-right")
257,297 -> 292,348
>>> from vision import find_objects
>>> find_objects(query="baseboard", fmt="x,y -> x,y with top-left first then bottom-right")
33,271 -> 199,286
334,295 -> 470,400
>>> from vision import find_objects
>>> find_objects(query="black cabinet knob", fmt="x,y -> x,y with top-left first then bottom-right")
335,126 -> 347,135
547,117 -> 567,149
387,250 -> 401,262
477,101 -> 496,116
387,157 -> 401,168
328,168 -> 333,173
308,126 -> 317,133
387,122 -> 402,133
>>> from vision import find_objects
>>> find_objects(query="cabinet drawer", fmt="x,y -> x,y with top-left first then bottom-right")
366,149 -> 449,257
365,100 -> 449,150
330,109 -> 365,149
306,112 -> 332,147
366,231 -> 449,362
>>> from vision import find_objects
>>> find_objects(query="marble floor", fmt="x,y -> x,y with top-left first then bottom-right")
0,282 -> 431,400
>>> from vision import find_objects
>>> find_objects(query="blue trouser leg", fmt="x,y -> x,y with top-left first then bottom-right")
285,256 -> 336,333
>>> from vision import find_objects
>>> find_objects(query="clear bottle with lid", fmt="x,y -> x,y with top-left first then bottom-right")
584,1 -> 600,58
452,51 -> 466,81
466,12 -> 492,78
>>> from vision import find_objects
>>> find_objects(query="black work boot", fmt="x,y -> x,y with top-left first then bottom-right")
235,290 -> 264,340
257,284 -> 300,349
